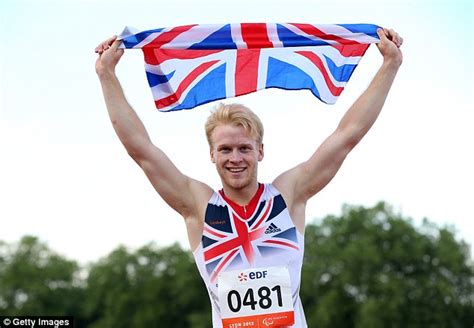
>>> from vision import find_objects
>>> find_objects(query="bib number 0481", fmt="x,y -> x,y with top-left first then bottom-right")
218,267 -> 295,327
227,285 -> 283,312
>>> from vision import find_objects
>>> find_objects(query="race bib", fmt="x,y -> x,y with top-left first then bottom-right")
218,266 -> 294,327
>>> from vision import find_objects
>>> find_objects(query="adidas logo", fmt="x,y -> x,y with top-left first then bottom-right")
264,223 -> 281,234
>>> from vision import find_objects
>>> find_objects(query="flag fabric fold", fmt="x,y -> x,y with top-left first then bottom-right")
119,23 -> 380,112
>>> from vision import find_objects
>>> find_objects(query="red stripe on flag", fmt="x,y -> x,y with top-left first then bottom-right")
241,23 -> 273,48
204,214 -> 261,263
249,227 -> 265,241
204,237 -> 241,262
332,43 -> 371,57
233,214 -> 254,264
210,248 -> 239,282
144,49 -> 223,65
144,24 -> 197,49
263,239 -> 299,250
204,213 -> 253,262
155,60 -> 219,109
204,226 -> 227,239
295,51 -> 344,97
235,49 -> 260,96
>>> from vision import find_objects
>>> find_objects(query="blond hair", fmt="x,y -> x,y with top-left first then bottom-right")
205,103 -> 264,147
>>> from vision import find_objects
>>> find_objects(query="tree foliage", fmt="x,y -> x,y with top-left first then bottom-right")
1,202 -> 473,327
83,243 -> 210,328
0,236 -> 83,316
301,202 -> 474,327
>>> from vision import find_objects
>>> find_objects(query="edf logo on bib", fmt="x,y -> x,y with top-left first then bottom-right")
239,270 -> 268,281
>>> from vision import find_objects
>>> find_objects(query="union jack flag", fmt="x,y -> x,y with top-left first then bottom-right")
119,23 -> 380,111
202,184 -> 301,283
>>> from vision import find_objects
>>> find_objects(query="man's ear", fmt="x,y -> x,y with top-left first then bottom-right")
210,148 -> 216,163
258,143 -> 264,161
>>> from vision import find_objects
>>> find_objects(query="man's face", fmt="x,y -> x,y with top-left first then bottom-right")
210,124 -> 264,191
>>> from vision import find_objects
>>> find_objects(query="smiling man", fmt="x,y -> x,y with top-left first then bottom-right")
95,27 -> 403,327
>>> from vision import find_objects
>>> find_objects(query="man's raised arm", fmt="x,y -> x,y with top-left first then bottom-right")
95,36 -> 212,219
274,28 -> 403,220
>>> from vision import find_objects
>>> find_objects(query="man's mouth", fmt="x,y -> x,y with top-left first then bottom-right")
227,167 -> 246,173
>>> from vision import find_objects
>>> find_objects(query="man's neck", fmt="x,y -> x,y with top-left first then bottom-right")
221,182 -> 260,206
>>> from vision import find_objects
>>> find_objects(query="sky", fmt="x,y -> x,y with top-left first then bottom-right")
0,0 -> 473,264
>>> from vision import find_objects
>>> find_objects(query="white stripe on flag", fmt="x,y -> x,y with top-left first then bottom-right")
266,23 -> 284,48
225,52 -> 236,98
256,49 -> 270,90
231,23 -> 247,49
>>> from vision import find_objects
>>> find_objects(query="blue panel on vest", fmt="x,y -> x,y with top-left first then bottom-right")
257,245 -> 279,257
274,227 -> 297,242
205,203 -> 232,233
267,194 -> 286,221
205,257 -> 221,275
202,235 -> 218,248
247,201 -> 266,227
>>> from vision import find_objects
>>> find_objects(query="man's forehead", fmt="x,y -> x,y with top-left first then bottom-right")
212,125 -> 253,140
212,130 -> 258,148
214,133 -> 256,145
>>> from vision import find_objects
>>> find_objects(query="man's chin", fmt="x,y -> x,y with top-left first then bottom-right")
223,178 -> 249,190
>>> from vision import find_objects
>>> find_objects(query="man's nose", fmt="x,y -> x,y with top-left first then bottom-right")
229,149 -> 243,162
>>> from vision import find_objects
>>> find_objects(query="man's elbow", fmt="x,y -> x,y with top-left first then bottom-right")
125,142 -> 151,165
337,125 -> 365,151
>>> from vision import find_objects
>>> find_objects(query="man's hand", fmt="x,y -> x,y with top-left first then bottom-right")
376,28 -> 403,67
95,35 -> 124,77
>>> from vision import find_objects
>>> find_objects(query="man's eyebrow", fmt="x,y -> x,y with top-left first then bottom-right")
216,144 -> 230,149
216,142 -> 253,149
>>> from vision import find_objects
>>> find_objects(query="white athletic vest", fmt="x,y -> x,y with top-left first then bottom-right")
193,183 -> 307,327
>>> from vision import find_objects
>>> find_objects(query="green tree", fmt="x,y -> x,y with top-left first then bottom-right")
301,202 -> 474,328
83,243 -> 211,328
0,236 -> 84,318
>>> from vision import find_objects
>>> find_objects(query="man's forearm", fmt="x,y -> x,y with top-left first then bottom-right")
338,58 -> 401,144
99,71 -> 151,157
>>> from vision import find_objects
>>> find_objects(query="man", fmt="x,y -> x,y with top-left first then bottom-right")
95,27 -> 403,327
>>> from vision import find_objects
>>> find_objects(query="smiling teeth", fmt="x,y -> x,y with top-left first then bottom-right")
229,168 -> 245,172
